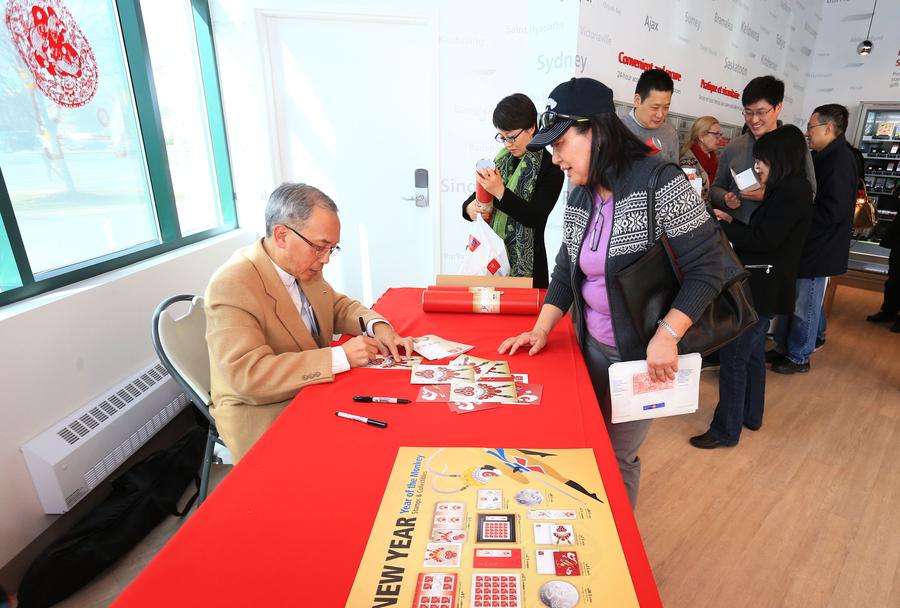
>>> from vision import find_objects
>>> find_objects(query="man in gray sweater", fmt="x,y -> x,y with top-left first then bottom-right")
710,75 -> 816,225
622,68 -> 679,163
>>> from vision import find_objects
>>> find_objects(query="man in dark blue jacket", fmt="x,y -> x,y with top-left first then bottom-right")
770,104 -> 859,373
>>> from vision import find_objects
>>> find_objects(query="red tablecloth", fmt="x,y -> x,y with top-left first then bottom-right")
115,287 -> 661,607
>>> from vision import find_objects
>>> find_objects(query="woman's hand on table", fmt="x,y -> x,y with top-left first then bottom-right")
476,168 -> 505,200
498,328 -> 548,356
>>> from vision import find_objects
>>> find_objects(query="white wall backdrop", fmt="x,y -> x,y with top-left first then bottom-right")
210,0 -> 579,298
576,0 -> 823,130
802,0 -> 900,130
436,3 -> 578,276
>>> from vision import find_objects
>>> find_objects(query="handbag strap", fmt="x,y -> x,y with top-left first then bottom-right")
646,162 -> 685,281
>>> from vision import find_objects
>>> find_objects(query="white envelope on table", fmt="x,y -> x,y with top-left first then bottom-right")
607,353 -> 702,423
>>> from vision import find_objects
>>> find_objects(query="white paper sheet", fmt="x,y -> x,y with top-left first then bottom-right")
608,353 -> 702,423
730,166 -> 761,193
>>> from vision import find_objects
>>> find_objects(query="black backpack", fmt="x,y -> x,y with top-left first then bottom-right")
17,425 -> 207,608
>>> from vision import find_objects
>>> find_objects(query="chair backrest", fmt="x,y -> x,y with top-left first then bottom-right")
151,295 -> 213,423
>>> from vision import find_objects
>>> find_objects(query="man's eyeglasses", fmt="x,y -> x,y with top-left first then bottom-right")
806,122 -> 828,132
495,128 -> 525,144
282,225 -> 340,258
539,110 -> 590,131
742,107 -> 775,120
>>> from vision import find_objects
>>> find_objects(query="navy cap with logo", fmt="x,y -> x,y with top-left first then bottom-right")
527,77 -> 616,150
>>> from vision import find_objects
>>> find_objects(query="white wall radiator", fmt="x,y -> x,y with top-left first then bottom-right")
21,361 -> 189,514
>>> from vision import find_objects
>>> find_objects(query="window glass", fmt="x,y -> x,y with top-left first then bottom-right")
140,0 -> 221,235
0,215 -> 22,292
0,0 -> 158,274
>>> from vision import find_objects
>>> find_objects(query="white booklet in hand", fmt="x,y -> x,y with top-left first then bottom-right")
730,166 -> 761,193
608,353 -> 702,423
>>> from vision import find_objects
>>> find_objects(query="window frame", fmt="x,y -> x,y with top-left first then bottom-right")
0,0 -> 237,306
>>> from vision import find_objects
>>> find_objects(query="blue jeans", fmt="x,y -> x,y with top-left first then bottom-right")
773,277 -> 828,364
709,315 -> 770,445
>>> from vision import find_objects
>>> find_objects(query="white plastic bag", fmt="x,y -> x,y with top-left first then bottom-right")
458,214 -> 510,277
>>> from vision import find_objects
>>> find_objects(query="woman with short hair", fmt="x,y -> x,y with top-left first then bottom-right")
461,93 -> 564,288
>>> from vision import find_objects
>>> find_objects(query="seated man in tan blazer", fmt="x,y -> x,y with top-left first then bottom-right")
205,183 -> 413,462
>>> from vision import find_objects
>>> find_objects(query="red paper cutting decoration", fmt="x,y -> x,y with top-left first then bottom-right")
6,0 -> 99,108
486,258 -> 501,275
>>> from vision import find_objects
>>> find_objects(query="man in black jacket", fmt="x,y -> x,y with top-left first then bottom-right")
770,104 -> 859,373
866,184 -> 900,332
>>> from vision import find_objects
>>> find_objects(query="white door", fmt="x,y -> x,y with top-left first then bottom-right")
261,11 -> 438,305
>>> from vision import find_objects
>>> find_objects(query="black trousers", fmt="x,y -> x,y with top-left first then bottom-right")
881,246 -> 900,315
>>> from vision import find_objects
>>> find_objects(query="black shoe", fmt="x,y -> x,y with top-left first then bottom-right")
867,311 -> 896,323
771,359 -> 810,374
814,337 -> 825,352
689,432 -> 733,449
891,319 -> 900,333
765,349 -> 787,364
744,422 -> 762,431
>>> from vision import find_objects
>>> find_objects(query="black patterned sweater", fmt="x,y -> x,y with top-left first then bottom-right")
545,156 -> 725,361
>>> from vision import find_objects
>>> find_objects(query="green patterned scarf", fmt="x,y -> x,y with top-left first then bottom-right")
489,147 -> 542,278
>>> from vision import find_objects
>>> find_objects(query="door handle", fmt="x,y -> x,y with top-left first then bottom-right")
402,169 -> 429,207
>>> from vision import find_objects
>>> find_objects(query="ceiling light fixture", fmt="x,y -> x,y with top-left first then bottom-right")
857,0 -> 877,56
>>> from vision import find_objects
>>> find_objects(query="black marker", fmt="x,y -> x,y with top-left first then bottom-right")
358,316 -> 367,335
354,396 -> 412,404
335,411 -> 388,428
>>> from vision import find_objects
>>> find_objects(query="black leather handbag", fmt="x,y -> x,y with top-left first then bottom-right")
613,163 -> 758,356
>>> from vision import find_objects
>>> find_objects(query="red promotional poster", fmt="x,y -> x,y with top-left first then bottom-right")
6,0 -> 99,108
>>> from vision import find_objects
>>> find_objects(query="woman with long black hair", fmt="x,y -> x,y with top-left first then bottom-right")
498,78 -> 724,506
690,125 -> 813,449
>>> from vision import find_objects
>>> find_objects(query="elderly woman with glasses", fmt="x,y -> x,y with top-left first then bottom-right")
498,78 -> 724,507
461,93 -> 564,288
679,116 -> 722,204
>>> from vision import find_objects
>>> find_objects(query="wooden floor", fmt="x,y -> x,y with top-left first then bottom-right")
637,285 -> 900,608
33,286 -> 900,607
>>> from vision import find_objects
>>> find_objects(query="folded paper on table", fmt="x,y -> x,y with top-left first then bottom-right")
608,353 -> 702,423
413,334 -> 474,360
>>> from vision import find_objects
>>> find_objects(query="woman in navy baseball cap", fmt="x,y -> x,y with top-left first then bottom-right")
500,78 -> 725,507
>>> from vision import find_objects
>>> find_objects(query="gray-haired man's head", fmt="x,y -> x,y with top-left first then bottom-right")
264,183 -> 338,237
